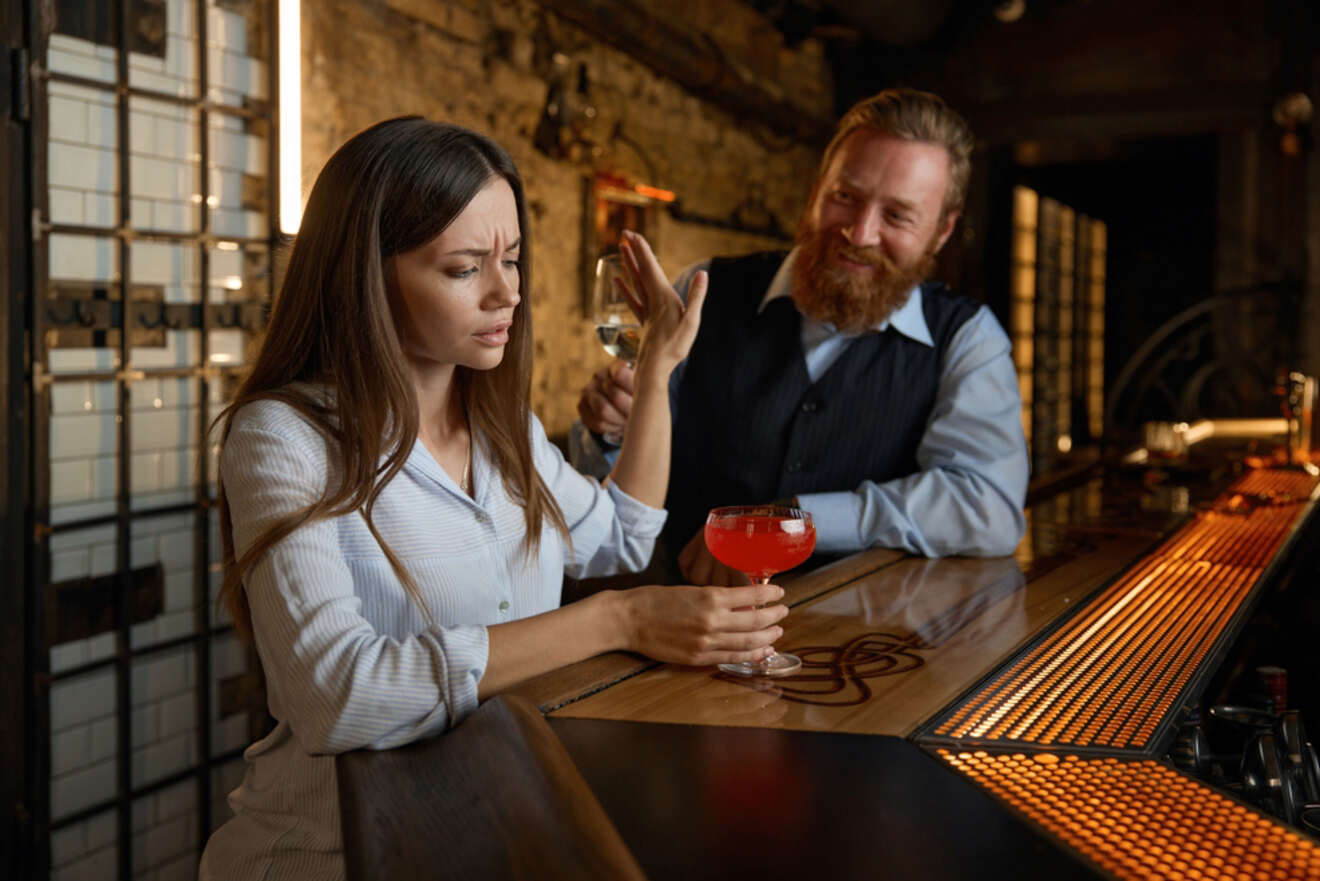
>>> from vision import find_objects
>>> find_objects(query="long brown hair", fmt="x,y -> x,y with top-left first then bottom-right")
216,117 -> 568,639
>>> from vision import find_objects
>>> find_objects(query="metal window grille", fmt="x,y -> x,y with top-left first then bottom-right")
22,0 -> 281,877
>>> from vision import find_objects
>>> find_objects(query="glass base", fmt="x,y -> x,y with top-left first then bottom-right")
719,651 -> 801,678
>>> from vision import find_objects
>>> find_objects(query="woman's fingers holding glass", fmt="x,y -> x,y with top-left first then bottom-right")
719,582 -> 786,611
577,365 -> 633,434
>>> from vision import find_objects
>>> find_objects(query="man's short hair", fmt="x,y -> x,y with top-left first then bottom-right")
819,88 -> 973,221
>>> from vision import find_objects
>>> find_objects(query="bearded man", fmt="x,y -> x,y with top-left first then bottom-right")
575,88 -> 1028,583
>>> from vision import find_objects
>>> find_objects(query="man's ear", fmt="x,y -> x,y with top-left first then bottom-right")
933,210 -> 960,254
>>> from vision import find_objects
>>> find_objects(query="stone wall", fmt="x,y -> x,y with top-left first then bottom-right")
299,0 -> 831,436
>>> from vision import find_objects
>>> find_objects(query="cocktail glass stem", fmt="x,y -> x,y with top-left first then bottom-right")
717,574 -> 801,677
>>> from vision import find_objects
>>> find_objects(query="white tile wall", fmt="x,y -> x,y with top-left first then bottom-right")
132,732 -> 196,789
50,411 -> 120,460
49,81 -> 117,230
133,330 -> 202,369
51,760 -> 117,820
131,780 -> 199,879
51,840 -> 116,881
169,0 -> 197,40
128,31 -> 200,98
47,0 -> 266,871
49,143 -> 117,193
48,35 -> 117,83
129,513 -> 199,647
49,667 -> 118,821
49,233 -> 117,283
50,187 -> 85,225
50,384 -> 121,522
50,668 -> 114,730
130,97 -> 202,234
50,822 -> 86,868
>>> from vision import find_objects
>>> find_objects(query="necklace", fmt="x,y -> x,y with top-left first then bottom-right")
460,432 -> 472,496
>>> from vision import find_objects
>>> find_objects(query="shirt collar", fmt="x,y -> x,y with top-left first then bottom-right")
759,247 -> 934,347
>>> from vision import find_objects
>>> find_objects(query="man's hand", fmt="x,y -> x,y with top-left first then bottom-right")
678,529 -> 751,586
576,361 -> 634,439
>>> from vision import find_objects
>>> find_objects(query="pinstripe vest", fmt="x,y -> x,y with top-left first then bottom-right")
664,251 -> 981,551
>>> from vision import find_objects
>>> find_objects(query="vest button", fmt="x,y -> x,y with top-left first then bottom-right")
786,461 -> 802,473
801,401 -> 818,413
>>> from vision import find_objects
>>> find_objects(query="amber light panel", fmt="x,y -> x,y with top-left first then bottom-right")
934,470 -> 1318,751
939,750 -> 1320,881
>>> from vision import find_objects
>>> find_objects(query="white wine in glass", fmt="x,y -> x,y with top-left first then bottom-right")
590,253 -> 640,445
595,322 -> 642,362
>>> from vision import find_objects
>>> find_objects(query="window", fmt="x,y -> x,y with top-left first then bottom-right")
1010,185 -> 1107,475
32,1 -> 280,877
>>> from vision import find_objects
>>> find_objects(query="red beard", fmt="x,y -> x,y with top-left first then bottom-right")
790,224 -> 938,332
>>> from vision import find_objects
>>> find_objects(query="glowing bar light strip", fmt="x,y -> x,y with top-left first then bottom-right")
279,0 -> 302,234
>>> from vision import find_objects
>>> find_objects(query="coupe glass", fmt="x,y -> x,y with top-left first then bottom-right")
704,505 -> 815,677
590,253 -> 640,444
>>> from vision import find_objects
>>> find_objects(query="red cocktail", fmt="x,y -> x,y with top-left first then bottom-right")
704,505 -> 815,676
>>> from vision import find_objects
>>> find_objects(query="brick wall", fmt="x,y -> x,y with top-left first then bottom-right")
300,0 -> 830,436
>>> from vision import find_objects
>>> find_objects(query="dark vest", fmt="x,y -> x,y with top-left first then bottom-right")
664,250 -> 982,552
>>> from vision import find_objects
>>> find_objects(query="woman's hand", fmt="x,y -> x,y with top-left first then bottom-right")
616,229 -> 706,382
613,582 -> 788,668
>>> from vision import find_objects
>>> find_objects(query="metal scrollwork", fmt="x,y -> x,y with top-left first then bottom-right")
1106,285 -> 1301,437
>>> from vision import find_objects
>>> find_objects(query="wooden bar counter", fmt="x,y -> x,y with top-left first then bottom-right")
340,458 -> 1320,881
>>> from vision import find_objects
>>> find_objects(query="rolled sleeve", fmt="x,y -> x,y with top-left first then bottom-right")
799,307 -> 1027,558
530,414 -> 666,578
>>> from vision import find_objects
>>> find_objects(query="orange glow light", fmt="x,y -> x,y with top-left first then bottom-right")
633,183 -> 676,202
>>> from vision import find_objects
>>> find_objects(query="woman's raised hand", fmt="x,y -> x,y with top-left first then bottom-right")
615,582 -> 788,668
616,229 -> 706,380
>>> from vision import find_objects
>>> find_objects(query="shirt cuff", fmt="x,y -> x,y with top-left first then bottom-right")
797,490 -> 865,554
432,623 -> 488,729
604,480 -> 668,537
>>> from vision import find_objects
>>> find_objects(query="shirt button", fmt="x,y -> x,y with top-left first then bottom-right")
498,600 -> 510,611
474,511 -> 487,523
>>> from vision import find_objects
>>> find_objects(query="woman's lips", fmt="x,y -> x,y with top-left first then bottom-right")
473,323 -> 510,346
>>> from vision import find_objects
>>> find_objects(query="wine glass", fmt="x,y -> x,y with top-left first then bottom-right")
590,253 -> 641,444
704,505 -> 816,677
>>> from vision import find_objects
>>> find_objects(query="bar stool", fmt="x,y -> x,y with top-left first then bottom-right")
336,693 -> 646,880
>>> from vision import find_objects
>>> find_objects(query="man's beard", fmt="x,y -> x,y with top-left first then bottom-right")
790,222 -> 938,333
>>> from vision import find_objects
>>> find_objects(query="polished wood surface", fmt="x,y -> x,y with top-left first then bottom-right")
336,695 -> 644,881
507,547 -> 907,711
550,717 -> 1104,881
551,525 -> 1159,736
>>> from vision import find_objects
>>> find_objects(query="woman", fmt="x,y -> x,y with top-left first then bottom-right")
199,117 -> 787,880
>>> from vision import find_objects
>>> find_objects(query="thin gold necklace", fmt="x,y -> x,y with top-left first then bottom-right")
460,432 -> 472,496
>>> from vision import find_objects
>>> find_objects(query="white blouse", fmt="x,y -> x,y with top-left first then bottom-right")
199,394 -> 665,881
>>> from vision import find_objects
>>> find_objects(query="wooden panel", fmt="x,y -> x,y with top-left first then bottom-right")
507,547 -> 907,711
336,695 -> 645,881
552,527 -> 1156,736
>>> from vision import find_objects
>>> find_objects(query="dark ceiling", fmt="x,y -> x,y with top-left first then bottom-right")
744,0 -> 1317,146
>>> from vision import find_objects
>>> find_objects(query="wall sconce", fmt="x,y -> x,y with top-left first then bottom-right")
533,54 -> 599,162
279,0 -> 302,233
1273,92 -> 1313,158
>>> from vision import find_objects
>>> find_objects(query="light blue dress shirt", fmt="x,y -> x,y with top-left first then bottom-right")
201,390 -> 665,881
576,248 -> 1028,558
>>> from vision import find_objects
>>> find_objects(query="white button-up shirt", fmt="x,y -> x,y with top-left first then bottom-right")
201,391 -> 664,881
